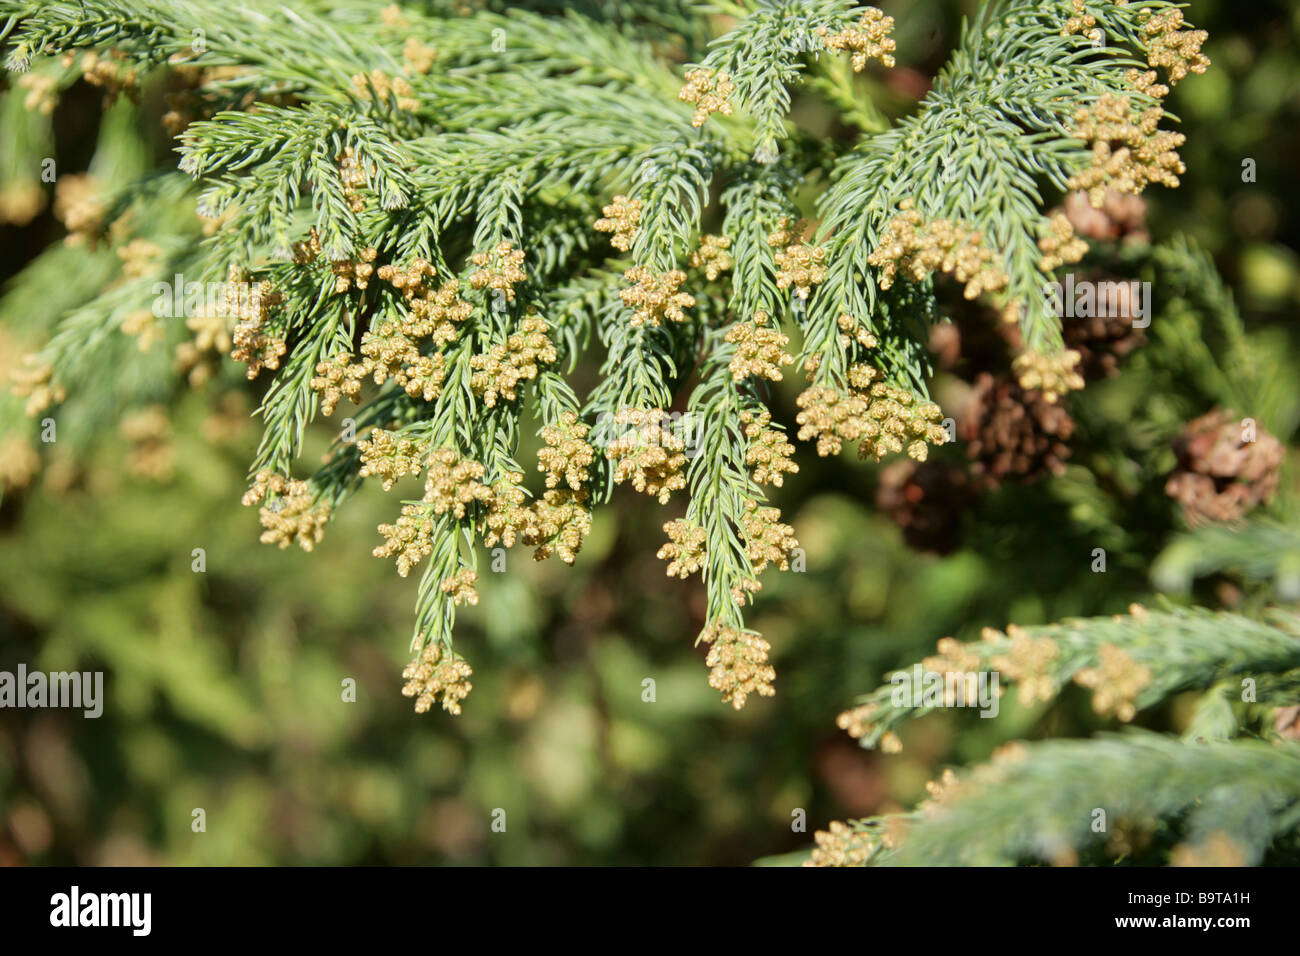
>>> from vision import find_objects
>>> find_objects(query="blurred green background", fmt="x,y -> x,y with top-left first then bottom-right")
1,0 -> 1298,865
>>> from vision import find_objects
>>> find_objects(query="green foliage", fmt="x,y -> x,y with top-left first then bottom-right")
0,0 -> 1297,867
0,0 -> 1218,711
842,605 -> 1300,750
882,733 -> 1300,866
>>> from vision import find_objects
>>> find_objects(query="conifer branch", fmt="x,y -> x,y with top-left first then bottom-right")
877,733 -> 1300,866
838,605 -> 1300,752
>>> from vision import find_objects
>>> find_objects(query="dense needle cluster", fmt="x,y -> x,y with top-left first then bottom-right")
1073,643 -> 1152,722
1140,7 -> 1210,86
796,364 -> 947,462
401,641 -> 474,715
593,195 -> 642,252
1036,212 -> 1089,272
688,234 -> 734,280
658,519 -> 707,579
468,315 -> 557,407
869,200 -> 1010,299
537,412 -> 596,491
807,821 -> 881,867
726,314 -> 794,382
678,68 -> 734,127
741,410 -> 798,488
740,500 -> 799,575
817,7 -> 897,71
768,218 -> 828,299
620,267 -> 695,327
606,408 -> 688,504
1067,95 -> 1186,207
468,241 -> 528,303
1012,349 -> 1086,404
241,471 -> 333,552
700,623 -> 776,711
0,0 -> 1220,723
357,428 -> 426,491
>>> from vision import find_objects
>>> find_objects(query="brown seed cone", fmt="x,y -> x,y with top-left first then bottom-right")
1275,705 -> 1300,742
929,296 -> 1024,380
961,373 -> 1075,490
1165,409 -> 1284,526
1063,189 -> 1149,244
928,321 -> 964,371
1060,276 -> 1147,380
876,458 -> 975,555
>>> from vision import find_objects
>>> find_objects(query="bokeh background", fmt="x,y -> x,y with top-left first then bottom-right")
1,0 -> 1298,865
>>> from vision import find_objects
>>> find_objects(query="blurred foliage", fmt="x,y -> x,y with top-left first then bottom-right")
2,0 -> 1299,865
